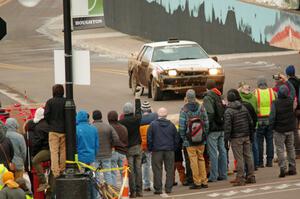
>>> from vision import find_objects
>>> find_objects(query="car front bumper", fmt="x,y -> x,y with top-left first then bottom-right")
157,74 -> 225,93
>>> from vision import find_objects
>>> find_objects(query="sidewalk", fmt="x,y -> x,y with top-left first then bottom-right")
37,15 -> 298,61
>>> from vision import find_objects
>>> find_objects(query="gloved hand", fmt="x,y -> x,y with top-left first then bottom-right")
135,86 -> 143,98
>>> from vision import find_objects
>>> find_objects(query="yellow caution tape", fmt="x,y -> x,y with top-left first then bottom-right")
66,154 -> 128,173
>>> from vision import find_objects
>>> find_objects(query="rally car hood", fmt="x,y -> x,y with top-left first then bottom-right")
152,58 -> 221,71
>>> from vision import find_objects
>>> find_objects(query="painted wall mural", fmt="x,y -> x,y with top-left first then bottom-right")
103,0 -> 300,53
146,0 -> 300,50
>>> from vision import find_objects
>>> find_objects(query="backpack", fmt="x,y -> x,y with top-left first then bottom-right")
183,105 -> 205,144
187,116 -> 204,144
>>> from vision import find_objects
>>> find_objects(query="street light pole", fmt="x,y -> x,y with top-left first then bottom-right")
63,0 -> 76,170
55,1 -> 90,198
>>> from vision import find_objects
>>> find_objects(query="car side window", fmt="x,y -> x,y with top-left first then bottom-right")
141,47 -> 153,63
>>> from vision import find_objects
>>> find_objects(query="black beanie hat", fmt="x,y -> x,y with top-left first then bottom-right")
92,110 -> 102,120
227,89 -> 240,102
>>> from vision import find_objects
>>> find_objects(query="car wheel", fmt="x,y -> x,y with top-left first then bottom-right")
151,78 -> 163,101
130,73 -> 137,95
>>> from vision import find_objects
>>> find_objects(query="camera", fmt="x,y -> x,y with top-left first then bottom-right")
272,74 -> 281,80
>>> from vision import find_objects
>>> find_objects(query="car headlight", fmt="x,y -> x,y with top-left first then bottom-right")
168,70 -> 177,76
209,68 -> 218,75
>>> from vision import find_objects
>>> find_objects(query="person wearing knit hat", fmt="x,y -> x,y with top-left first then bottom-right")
224,89 -> 256,186
139,101 -> 158,191
0,171 -> 26,198
141,101 -> 152,113
147,107 -> 179,194
185,89 -> 196,103
286,65 -> 295,76
119,86 -> 144,198
203,79 -> 227,182
179,89 -> 209,189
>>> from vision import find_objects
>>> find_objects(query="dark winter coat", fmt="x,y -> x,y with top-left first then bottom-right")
203,90 -> 224,132
44,96 -> 66,133
270,85 -> 296,133
224,101 -> 253,141
31,119 -> 50,157
147,118 -> 180,152
0,186 -> 26,199
119,99 -> 142,148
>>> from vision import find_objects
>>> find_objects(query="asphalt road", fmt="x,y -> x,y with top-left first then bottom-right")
1,0 -> 300,199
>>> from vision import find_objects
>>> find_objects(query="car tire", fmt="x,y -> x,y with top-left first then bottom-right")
130,73 -> 138,95
151,78 -> 163,101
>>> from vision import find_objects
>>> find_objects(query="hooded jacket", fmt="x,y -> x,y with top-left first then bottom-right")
119,99 -> 142,148
108,111 -> 128,155
0,122 -> 14,169
239,92 -> 258,114
270,85 -> 296,133
203,89 -> 224,132
147,118 -> 180,152
44,95 -> 66,133
179,102 -> 209,147
76,111 -> 99,164
224,101 -> 253,141
5,118 -> 26,171
31,119 -> 49,157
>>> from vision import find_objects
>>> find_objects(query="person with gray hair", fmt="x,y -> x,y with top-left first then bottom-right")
147,107 -> 179,194
119,86 -> 143,198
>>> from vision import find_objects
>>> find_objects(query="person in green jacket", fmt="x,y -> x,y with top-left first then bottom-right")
238,82 -> 259,170
238,82 -> 258,114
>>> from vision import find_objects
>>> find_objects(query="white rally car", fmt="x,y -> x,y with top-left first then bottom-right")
128,39 -> 225,101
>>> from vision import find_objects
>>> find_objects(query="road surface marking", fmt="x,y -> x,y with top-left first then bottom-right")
275,184 -> 290,189
240,188 -> 257,193
260,186 -> 273,190
207,193 -> 220,197
165,179 -> 300,198
222,187 -> 300,199
223,191 -> 238,196
295,183 -> 300,187
94,68 -> 127,76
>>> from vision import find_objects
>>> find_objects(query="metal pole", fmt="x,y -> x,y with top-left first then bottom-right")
63,0 -> 76,170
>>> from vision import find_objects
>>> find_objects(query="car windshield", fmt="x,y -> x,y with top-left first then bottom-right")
151,44 -> 209,62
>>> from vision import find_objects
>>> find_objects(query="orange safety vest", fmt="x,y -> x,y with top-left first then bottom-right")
255,88 -> 275,117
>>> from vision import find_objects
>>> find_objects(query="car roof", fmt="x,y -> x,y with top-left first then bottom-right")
145,40 -> 198,48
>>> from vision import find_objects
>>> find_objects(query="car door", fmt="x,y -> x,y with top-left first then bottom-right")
138,46 -> 153,86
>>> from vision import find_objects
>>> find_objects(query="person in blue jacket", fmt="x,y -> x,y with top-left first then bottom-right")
76,110 -> 99,199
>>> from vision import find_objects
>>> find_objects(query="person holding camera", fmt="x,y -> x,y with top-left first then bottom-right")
269,84 -> 297,177
254,77 -> 276,168
285,65 -> 300,159
119,86 -> 143,198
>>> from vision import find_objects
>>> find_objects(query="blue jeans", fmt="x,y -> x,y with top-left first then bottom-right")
142,151 -> 152,189
97,158 -> 113,185
111,151 -> 126,186
207,131 -> 227,181
257,125 -> 274,165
